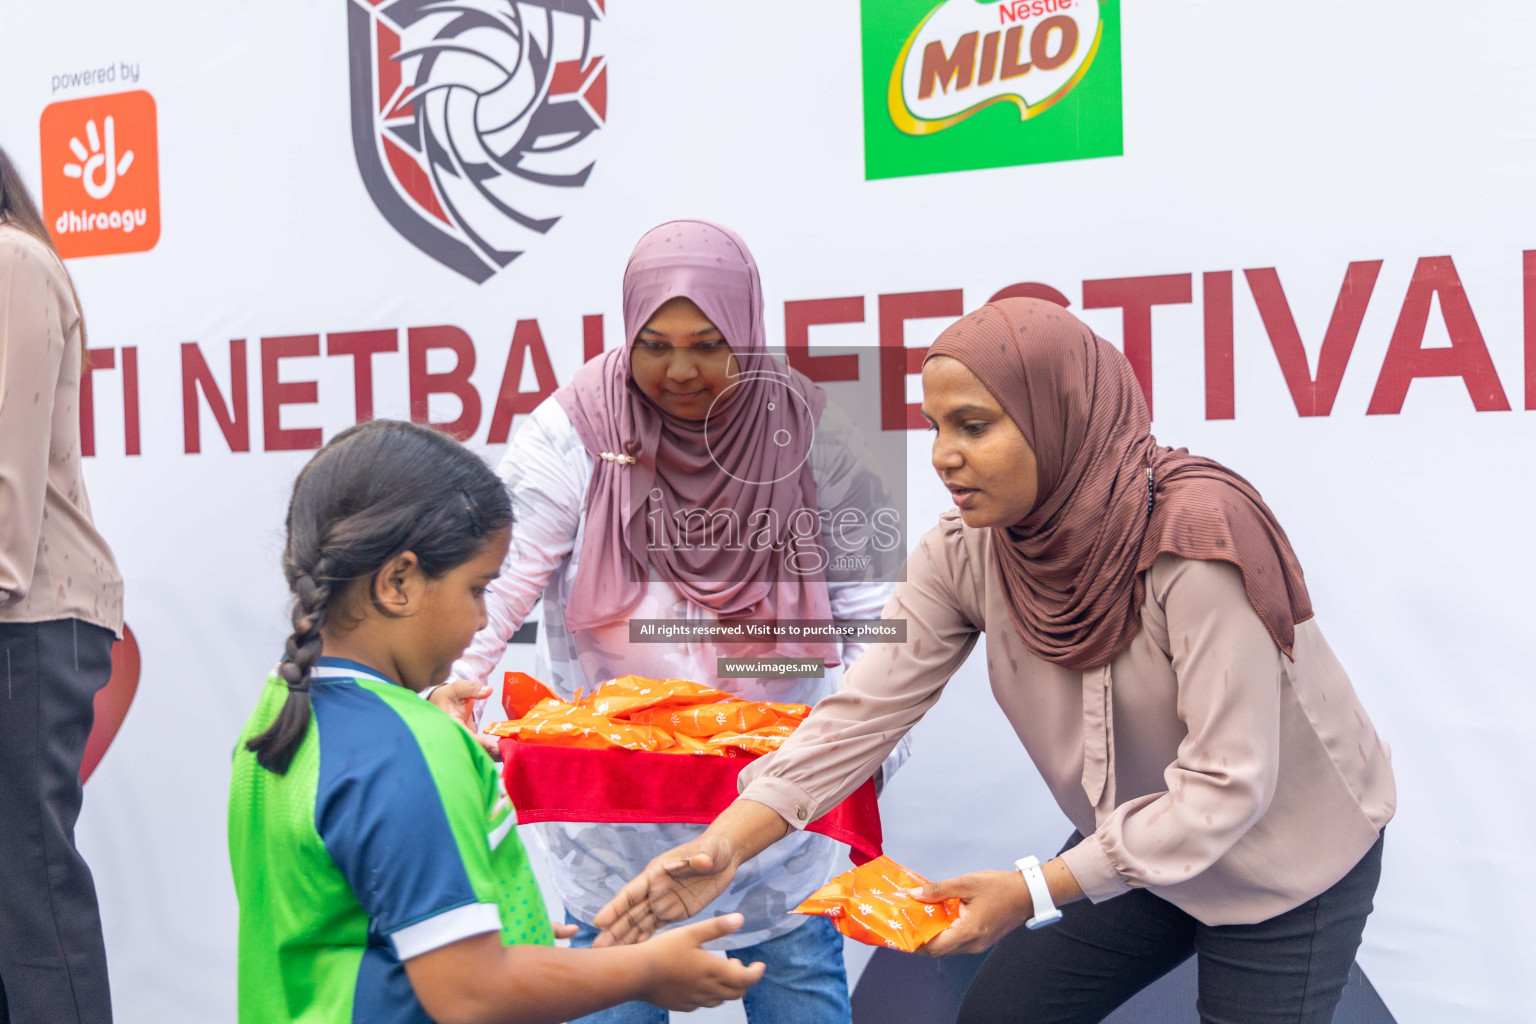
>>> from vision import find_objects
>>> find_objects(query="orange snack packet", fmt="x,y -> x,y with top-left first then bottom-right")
502,672 -> 560,719
585,676 -> 729,718
626,699 -> 807,738
487,672 -> 815,758
511,699 -> 673,752
702,733 -> 780,757
792,855 -> 959,952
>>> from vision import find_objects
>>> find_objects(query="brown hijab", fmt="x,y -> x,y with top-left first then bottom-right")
926,297 -> 1312,670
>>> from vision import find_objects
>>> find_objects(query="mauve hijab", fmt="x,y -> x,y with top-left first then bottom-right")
554,220 -> 837,662
926,297 -> 1312,671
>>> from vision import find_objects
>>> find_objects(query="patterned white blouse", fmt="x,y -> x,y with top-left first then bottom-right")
451,395 -> 906,947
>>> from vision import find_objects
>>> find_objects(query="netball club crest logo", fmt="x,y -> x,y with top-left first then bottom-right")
347,0 -> 607,283
860,0 -> 1121,180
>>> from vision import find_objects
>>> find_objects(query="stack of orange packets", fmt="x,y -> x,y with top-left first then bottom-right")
484,672 -> 811,758
792,855 -> 960,952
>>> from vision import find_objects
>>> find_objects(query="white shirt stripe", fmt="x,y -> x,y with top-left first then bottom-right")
390,902 -> 502,961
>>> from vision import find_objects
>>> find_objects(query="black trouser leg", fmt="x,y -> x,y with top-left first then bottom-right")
1193,832 -> 1384,1024
957,830 -> 1197,1024
956,830 -> 1384,1024
0,620 -> 116,1024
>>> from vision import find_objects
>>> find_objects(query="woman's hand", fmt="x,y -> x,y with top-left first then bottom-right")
912,870 -> 1035,956
429,679 -> 499,756
591,833 -> 740,947
593,800 -> 793,947
638,914 -> 766,1011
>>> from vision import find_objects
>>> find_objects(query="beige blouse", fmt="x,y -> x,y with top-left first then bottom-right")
0,224 -> 122,635
739,509 -> 1395,926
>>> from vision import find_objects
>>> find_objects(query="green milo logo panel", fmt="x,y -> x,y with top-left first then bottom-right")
861,0 -> 1122,179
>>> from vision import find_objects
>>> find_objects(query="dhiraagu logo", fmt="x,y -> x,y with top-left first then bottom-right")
862,0 -> 1121,179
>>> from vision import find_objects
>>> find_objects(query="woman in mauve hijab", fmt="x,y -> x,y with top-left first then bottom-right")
595,298 -> 1396,1024
434,220 -> 903,1024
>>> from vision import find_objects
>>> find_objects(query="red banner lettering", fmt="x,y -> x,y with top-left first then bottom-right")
1366,256 -> 1510,414
182,340 -> 250,454
1081,274 -> 1193,418
488,319 -> 560,444
1245,261 -> 1381,417
327,329 -> 398,424
261,335 -> 323,451
878,289 -> 964,430
408,325 -> 482,441
785,297 -> 862,383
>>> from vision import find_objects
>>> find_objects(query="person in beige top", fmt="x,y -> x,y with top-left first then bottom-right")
0,147 -> 123,1024
593,298 -> 1395,1024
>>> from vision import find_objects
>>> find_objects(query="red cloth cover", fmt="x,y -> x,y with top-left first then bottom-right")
500,738 -> 883,865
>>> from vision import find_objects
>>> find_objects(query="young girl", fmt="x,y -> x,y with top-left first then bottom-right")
227,419 -> 763,1024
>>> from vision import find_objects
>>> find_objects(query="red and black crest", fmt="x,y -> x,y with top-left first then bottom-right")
348,0 -> 606,282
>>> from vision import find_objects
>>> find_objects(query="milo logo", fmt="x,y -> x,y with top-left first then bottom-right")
890,0 -> 1101,135
859,0 -> 1120,180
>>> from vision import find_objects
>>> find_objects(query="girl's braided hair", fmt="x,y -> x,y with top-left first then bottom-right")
247,419 -> 510,774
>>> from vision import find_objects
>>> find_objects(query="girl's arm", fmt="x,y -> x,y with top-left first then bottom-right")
405,915 -> 765,1024
0,235 -> 66,608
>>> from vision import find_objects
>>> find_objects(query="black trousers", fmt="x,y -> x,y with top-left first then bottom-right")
957,831 -> 1384,1024
0,619 -> 115,1024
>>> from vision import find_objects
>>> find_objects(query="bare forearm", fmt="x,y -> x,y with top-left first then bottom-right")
488,944 -> 655,1024
704,799 -> 793,870
412,942 -> 655,1024
1044,856 -> 1084,909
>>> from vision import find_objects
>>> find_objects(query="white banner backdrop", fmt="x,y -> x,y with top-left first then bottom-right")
2,2 -> 1534,1021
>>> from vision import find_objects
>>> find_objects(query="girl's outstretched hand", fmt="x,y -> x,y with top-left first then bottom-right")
592,833 -> 739,947
639,914 -> 765,1011
405,914 -> 760,1024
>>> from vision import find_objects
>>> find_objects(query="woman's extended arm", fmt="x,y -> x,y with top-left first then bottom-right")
593,514 -> 982,945
447,400 -> 588,686
826,576 -> 913,791
590,799 -> 792,947
432,401 -> 587,742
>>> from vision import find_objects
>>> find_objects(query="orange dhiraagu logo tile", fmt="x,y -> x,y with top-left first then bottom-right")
39,89 -> 160,258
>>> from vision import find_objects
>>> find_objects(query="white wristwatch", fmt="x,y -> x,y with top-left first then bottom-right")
1016,855 -> 1063,929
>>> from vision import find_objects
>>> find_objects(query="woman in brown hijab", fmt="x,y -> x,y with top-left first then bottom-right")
591,298 -> 1396,1023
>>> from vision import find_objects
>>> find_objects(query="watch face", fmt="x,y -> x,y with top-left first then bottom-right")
1027,909 -> 1064,930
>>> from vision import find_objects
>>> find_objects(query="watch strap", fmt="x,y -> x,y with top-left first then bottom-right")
1016,855 -> 1063,929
